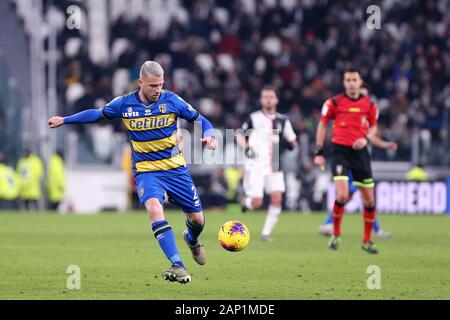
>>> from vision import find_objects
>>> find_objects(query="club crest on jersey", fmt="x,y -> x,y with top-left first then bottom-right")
123,107 -> 139,118
361,116 -> 367,125
336,165 -> 343,175
159,104 -> 167,114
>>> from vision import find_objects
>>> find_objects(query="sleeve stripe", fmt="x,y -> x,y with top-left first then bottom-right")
246,115 -> 253,130
331,99 -> 338,107
101,108 -> 112,120
189,111 -> 200,123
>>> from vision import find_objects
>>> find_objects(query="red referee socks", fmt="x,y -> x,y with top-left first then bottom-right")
363,206 -> 376,243
333,200 -> 346,237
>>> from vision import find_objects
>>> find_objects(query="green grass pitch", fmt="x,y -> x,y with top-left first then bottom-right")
0,210 -> 449,300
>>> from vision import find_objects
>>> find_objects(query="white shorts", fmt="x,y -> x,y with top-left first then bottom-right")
243,170 -> 286,198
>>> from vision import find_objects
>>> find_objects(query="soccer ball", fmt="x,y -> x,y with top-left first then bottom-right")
218,220 -> 250,252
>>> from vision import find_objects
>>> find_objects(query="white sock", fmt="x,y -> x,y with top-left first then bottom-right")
261,205 -> 281,237
244,197 -> 254,210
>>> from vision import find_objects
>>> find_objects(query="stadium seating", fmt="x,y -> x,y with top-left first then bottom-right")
41,0 -> 448,167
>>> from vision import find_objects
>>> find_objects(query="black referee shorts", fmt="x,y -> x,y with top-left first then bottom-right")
331,143 -> 374,188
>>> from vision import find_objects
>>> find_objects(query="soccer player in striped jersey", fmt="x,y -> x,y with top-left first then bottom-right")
237,86 -> 298,242
48,61 -> 217,283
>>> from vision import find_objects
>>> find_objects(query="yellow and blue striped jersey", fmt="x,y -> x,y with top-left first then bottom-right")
102,90 -> 199,174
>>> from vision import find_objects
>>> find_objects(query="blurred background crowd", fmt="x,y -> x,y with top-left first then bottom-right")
0,0 -> 449,211
54,0 -> 450,165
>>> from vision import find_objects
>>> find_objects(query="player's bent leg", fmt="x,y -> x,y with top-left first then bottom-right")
358,185 -> 375,208
335,179 -> 350,204
186,211 -> 205,225
319,189 -> 356,236
358,186 -> 379,254
261,172 -> 285,241
368,195 -> 392,239
332,179 -> 349,236
241,169 -> 264,212
162,171 -> 206,267
373,216 -> 392,239
145,198 -> 189,282
319,210 -> 334,236
269,191 -> 282,206
374,229 -> 392,239
261,191 -> 282,242
328,178 -> 349,250
322,210 -> 334,226
320,186 -> 356,236
145,198 -> 165,222
183,211 -> 206,265
241,196 -> 263,212
251,197 -> 264,209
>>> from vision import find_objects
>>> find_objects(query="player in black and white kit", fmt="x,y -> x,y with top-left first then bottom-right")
237,86 -> 298,242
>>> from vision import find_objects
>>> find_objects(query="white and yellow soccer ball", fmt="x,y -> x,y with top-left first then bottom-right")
218,220 -> 250,252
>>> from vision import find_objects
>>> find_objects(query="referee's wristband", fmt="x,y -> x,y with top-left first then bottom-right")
314,146 -> 324,156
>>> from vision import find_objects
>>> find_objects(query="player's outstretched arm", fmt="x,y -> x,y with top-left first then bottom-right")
352,126 -> 397,151
367,135 -> 398,151
48,116 -> 65,128
48,109 -> 104,129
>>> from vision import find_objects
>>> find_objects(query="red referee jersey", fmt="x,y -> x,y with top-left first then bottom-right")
320,93 -> 378,147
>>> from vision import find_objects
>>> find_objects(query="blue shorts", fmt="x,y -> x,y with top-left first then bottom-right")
348,171 -> 358,193
135,170 -> 202,213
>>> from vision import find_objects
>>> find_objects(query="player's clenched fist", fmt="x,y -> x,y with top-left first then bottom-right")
48,116 -> 64,128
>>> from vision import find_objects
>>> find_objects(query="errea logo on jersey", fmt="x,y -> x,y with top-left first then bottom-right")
123,107 -> 139,118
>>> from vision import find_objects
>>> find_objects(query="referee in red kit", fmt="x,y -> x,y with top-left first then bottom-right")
314,68 -> 388,254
